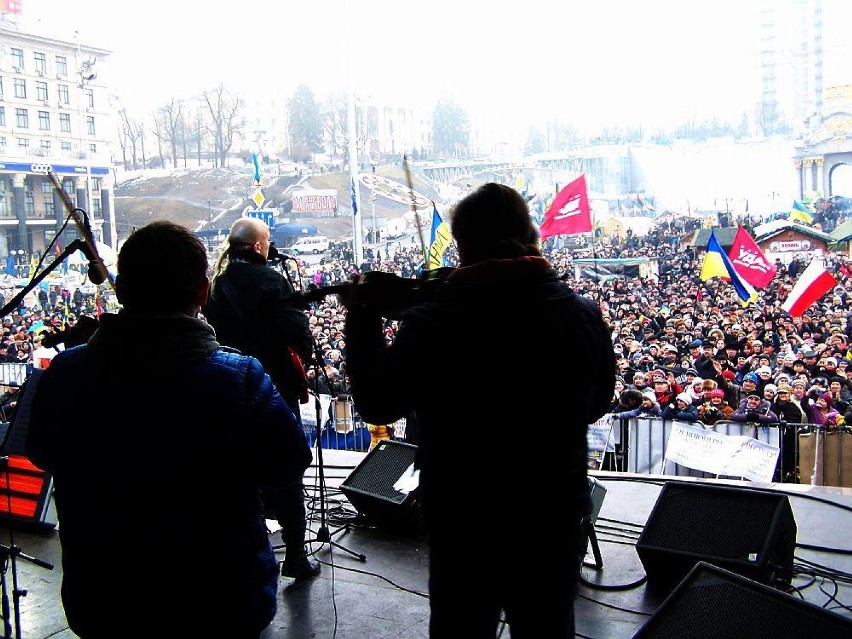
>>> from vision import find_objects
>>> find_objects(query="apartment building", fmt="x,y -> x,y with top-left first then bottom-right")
0,24 -> 116,260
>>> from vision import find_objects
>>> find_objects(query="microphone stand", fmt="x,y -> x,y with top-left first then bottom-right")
0,537 -> 53,639
278,255 -> 366,564
0,240 -> 88,320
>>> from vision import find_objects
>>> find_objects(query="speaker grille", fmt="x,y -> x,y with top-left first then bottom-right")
340,441 -> 420,528
633,563 -> 852,639
636,482 -> 796,587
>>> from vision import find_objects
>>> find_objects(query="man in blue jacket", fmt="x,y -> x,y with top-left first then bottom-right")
25,221 -> 312,638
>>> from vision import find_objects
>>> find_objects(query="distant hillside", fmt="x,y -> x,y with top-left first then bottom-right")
113,165 -> 442,243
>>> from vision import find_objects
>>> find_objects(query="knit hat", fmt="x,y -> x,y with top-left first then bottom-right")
676,392 -> 692,404
763,384 -> 777,395
722,370 -> 736,381
709,389 -> 725,399
642,389 -> 657,403
776,384 -> 793,394
820,393 -> 833,407
743,373 -> 759,384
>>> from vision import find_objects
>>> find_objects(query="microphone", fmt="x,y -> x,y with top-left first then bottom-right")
268,243 -> 296,262
77,242 -> 108,285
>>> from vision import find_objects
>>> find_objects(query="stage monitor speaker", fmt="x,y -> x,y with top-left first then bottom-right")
340,440 -> 421,530
631,561 -> 852,639
636,481 -> 796,589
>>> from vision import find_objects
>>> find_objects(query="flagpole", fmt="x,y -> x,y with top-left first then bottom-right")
402,154 -> 428,270
347,86 -> 362,267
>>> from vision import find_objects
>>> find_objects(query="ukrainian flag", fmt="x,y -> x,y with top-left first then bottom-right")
700,232 -> 757,305
427,203 -> 452,271
790,200 -> 813,224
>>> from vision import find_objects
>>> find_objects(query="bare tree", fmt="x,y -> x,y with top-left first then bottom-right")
201,84 -> 243,168
152,99 -> 184,168
118,108 -> 143,170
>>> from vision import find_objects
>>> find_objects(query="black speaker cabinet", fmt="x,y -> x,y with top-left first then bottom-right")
636,481 -> 796,589
632,562 -> 852,639
340,440 -> 421,529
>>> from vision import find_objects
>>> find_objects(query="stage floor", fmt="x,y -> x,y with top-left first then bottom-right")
4,450 -> 852,638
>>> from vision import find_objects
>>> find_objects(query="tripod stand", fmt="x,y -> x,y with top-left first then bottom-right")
302,311 -> 366,563
0,539 -> 54,639
272,253 -> 366,564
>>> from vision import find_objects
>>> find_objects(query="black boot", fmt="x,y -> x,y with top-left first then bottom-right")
281,550 -> 321,580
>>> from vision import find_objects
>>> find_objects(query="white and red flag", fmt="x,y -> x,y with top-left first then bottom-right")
781,258 -> 838,317
728,226 -> 776,288
539,175 -> 592,240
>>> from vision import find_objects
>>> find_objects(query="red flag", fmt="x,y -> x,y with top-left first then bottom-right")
0,1 -> 22,14
539,175 -> 592,240
55,242 -> 62,257
727,226 -> 776,289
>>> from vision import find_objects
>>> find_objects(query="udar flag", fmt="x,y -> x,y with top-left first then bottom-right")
538,175 -> 591,240
782,258 -> 838,317
728,226 -> 776,288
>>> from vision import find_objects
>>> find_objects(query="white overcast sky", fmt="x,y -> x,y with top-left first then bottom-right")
15,0 -> 852,136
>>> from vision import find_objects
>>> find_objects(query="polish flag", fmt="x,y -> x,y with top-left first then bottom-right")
781,258 -> 838,317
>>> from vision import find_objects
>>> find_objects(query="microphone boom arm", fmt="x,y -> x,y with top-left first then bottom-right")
46,171 -> 116,294
0,240 -> 88,320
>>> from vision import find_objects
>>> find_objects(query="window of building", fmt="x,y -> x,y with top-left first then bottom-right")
38,111 -> 50,131
0,107 -> 4,127
34,52 -> 47,75
59,113 -> 71,133
40,140 -> 52,155
86,116 -> 95,135
86,88 -> 94,109
0,77 -> 3,99
24,186 -> 35,216
11,48 -> 24,70
17,137 -> 29,151
13,78 -> 26,99
56,55 -> 67,77
41,181 -> 53,217
60,141 -> 72,152
57,84 -> 70,105
15,108 -> 28,128
89,143 -> 97,155
0,181 -> 7,216
36,80 -> 48,102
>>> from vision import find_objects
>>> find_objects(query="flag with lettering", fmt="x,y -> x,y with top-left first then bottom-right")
538,175 -> 592,240
427,203 -> 452,270
727,226 -> 776,288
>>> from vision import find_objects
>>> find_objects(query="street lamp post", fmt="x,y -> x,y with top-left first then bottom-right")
370,191 -> 378,245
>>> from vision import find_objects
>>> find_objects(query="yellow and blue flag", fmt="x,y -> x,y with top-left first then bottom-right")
790,200 -> 813,224
427,203 -> 452,271
700,231 -> 757,305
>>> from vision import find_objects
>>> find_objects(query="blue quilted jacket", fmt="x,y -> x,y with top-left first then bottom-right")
26,311 -> 312,637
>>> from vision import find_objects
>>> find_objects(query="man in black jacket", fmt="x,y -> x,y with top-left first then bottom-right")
203,217 -> 320,579
343,183 -> 615,638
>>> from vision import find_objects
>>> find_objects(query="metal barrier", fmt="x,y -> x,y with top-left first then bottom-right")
0,363 -> 29,387
624,418 -> 784,480
798,427 -> 852,487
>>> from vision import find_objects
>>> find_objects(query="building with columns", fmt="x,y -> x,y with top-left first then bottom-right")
0,23 -> 116,264
794,85 -> 852,199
